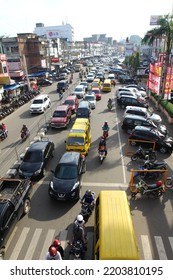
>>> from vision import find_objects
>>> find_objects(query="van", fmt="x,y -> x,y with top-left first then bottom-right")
76,100 -> 91,119
91,78 -> 101,89
63,95 -> 79,114
94,190 -> 140,260
50,104 -> 72,128
102,79 -> 112,92
56,79 -> 69,92
121,114 -> 167,135
65,119 -> 91,155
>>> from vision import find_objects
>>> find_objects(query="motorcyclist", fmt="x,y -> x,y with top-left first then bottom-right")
0,123 -> 7,137
81,190 -> 95,212
102,121 -> 109,132
98,136 -> 107,156
51,239 -> 64,259
108,98 -> 112,106
45,246 -> 62,260
21,124 -> 29,137
72,215 -> 87,249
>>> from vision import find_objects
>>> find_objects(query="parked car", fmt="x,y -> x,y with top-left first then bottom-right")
128,126 -> 173,154
30,94 -> 51,114
124,106 -> 162,124
71,85 -> 85,99
37,78 -> 53,86
18,140 -> 55,179
84,92 -> 96,109
117,95 -> 149,109
50,104 -> 72,128
48,152 -> 86,201
121,114 -> 167,135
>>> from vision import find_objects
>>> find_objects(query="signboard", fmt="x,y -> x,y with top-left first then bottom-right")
150,15 -> 161,25
47,30 -> 62,39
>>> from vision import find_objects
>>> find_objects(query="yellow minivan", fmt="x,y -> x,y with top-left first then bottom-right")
91,78 -> 101,90
94,190 -> 140,260
102,78 -> 112,92
65,118 -> 91,155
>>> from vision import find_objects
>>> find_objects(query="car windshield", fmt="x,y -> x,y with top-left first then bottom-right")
64,100 -> 74,105
67,137 -> 84,146
24,151 -> 43,162
53,111 -> 66,117
85,96 -> 94,101
33,99 -> 43,104
92,90 -> 99,94
54,165 -> 78,179
75,87 -> 83,92
92,83 -> 99,87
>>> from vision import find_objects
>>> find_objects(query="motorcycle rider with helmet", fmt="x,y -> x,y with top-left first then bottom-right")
98,136 -> 107,156
71,214 -> 87,250
45,246 -> 62,260
51,239 -> 64,259
107,98 -> 112,109
102,121 -> 109,132
21,124 -> 29,139
81,190 -> 95,213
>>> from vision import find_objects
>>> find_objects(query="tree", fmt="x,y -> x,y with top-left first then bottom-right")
142,14 -> 173,98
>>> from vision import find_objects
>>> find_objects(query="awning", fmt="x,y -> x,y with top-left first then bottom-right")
4,83 -> 20,91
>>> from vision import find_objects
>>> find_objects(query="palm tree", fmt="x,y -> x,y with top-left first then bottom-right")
142,14 -> 173,98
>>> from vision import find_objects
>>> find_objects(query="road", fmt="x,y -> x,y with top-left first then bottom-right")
1,74 -> 173,260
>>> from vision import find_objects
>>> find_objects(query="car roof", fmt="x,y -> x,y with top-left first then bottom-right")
33,94 -> 49,100
27,141 -> 50,151
125,106 -> 147,112
59,152 -> 80,165
65,95 -> 77,100
132,126 -> 153,132
119,95 -> 137,99
75,85 -> 84,89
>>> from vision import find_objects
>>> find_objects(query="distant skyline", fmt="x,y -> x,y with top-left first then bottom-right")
0,0 -> 173,41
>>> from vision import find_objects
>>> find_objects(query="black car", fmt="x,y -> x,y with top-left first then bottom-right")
121,114 -> 167,135
19,140 -> 55,179
37,78 -> 53,86
128,126 -> 173,154
48,152 -> 86,201
117,95 -> 149,109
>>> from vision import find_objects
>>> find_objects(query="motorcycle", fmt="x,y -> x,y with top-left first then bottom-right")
0,129 -> 8,141
131,179 -> 164,198
59,90 -> 63,100
68,240 -> 86,260
99,149 -> 106,164
80,194 -> 95,222
103,130 -> 109,138
134,159 -> 167,180
107,102 -> 112,111
131,146 -> 157,162
21,129 -> 30,141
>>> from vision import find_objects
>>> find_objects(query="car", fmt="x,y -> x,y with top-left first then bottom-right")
91,87 -> 101,100
91,78 -> 102,89
118,74 -> 135,84
29,94 -> 51,114
95,73 -> 105,82
86,73 -> 95,83
63,95 -> 79,114
50,104 -> 72,128
108,74 -> 116,86
121,114 -> 167,135
48,152 -> 86,201
71,85 -> 85,99
124,106 -> 162,124
117,95 -> 149,109
18,140 -> 55,179
37,78 -> 53,86
117,87 -> 145,99
56,79 -> 69,92
84,93 -> 96,109
80,81 -> 88,92
128,126 -> 173,154
122,86 -> 147,98
117,91 -> 138,100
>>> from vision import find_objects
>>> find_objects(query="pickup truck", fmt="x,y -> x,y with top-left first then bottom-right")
0,178 -> 32,249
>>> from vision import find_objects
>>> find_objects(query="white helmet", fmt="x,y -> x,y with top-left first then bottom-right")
77,214 -> 84,223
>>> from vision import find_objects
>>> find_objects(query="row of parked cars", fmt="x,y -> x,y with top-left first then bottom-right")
116,85 -> 173,154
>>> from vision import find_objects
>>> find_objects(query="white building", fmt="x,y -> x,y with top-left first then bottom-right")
34,23 -> 74,42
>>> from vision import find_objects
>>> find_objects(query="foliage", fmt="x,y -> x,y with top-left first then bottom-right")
150,91 -> 173,118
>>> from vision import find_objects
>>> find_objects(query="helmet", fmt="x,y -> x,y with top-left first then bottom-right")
156,181 -> 162,187
145,155 -> 149,160
77,214 -> 84,223
86,189 -> 91,196
49,246 -> 57,256
104,121 -> 108,124
53,239 -> 61,247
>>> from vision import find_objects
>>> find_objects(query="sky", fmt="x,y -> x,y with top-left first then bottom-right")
0,0 -> 173,41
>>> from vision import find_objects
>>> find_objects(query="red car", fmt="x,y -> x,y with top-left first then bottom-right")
91,87 -> 101,101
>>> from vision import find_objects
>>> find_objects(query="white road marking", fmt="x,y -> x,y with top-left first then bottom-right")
24,228 -> 42,260
9,227 -> 30,259
154,236 -> 167,260
39,229 -> 55,260
141,235 -> 153,260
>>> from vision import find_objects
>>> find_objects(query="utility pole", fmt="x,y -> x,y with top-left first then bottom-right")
23,54 -> 31,92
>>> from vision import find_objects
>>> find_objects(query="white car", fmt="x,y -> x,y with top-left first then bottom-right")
30,94 -> 51,114
86,73 -> 95,83
84,93 -> 96,109
71,85 -> 85,99
80,81 -> 88,92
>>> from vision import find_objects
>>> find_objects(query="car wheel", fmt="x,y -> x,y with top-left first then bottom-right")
159,147 -> 167,154
23,198 -> 31,214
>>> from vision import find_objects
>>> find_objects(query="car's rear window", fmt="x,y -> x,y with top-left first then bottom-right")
53,111 -> 66,117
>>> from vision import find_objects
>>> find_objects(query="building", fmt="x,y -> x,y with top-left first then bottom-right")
34,23 -> 74,42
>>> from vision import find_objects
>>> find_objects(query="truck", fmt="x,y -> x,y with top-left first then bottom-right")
0,178 -> 32,249
74,63 -> 82,72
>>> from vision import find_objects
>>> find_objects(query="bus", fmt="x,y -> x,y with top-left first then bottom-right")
94,190 -> 140,260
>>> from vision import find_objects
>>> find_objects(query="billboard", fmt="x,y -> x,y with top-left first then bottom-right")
47,30 -> 63,39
